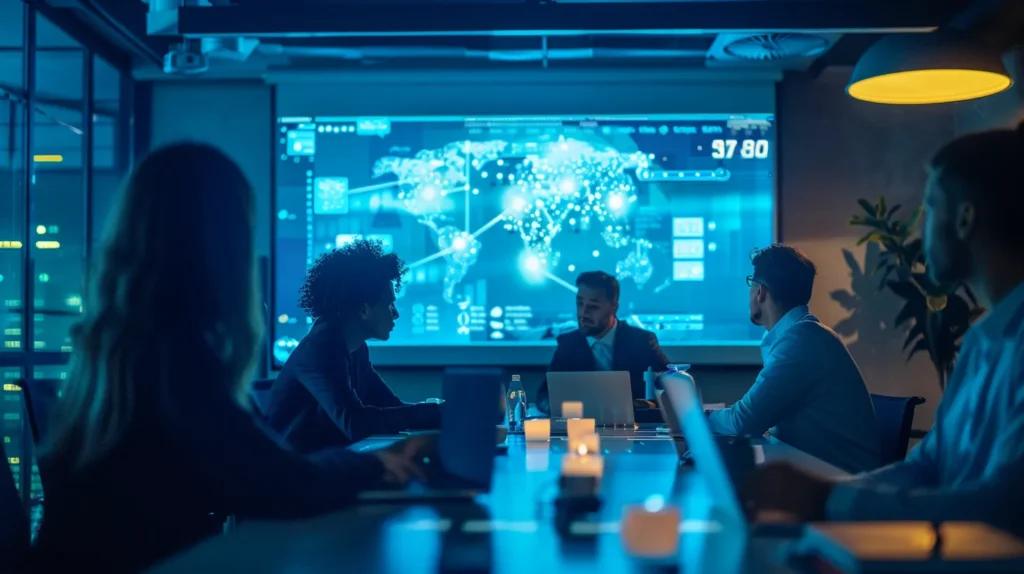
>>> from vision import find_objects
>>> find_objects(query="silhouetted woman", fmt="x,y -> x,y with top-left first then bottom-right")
33,143 -> 419,573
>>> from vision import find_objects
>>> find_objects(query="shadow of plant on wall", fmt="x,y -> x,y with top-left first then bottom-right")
834,197 -> 984,390
830,242 -> 906,368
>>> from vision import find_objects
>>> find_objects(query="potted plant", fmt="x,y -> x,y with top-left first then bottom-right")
848,196 -> 984,389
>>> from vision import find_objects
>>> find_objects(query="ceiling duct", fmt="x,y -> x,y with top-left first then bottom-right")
258,44 -> 707,63
722,33 -> 831,61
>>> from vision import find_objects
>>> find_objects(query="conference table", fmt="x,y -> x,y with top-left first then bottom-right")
149,427 -> 851,573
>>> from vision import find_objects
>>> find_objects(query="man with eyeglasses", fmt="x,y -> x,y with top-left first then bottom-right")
706,244 -> 880,473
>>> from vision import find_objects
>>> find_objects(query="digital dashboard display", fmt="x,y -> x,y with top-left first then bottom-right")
273,114 -> 775,366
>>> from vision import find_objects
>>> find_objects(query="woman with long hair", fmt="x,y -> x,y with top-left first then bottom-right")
33,143 -> 423,573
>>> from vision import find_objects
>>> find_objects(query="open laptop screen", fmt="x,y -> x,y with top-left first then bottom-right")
440,368 -> 503,487
661,371 -> 745,520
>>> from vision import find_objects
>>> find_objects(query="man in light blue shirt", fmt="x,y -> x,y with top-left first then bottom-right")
708,244 -> 880,473
745,123 -> 1024,536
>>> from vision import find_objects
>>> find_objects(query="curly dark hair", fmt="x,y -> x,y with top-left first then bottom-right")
298,239 -> 408,322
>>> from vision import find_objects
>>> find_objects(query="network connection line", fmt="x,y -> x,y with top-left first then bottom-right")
544,271 -> 578,293
345,180 -> 401,194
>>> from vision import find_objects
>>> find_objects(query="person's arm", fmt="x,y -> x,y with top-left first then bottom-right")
186,398 -> 385,520
361,363 -> 441,430
646,331 -> 671,372
706,324 -> 816,437
297,347 -> 439,442
826,451 -> 1024,529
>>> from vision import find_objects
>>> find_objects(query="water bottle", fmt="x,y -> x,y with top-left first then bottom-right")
507,374 -> 528,431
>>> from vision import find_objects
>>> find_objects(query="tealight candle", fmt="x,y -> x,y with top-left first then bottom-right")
561,453 -> 604,478
621,503 -> 681,557
561,401 -> 584,419
566,418 -> 595,443
523,419 -> 551,442
570,432 -> 600,456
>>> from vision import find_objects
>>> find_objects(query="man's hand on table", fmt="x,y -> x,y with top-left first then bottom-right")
373,433 -> 438,485
743,462 -> 834,523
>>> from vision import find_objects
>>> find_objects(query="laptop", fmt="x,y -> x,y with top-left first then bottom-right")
357,368 -> 503,501
661,371 -> 747,521
546,371 -> 635,427
655,388 -> 689,461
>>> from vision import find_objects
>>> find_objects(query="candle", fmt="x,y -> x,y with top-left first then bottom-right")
570,432 -> 600,456
561,401 -> 584,419
561,453 -> 604,478
567,418 -> 596,443
523,419 -> 551,442
621,503 -> 681,557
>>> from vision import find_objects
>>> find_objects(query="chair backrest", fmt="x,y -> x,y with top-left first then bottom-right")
870,394 -> 926,466
19,378 -> 62,446
0,441 -> 30,572
249,378 -> 276,419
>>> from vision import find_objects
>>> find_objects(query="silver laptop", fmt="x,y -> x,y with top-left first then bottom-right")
546,371 -> 635,427
661,372 -> 745,521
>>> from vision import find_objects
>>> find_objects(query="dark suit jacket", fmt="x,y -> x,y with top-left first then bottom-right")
536,321 -> 671,414
33,387 -> 384,574
264,319 -> 441,451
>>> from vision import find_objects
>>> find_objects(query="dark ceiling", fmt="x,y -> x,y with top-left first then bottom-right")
36,0 -> 1024,75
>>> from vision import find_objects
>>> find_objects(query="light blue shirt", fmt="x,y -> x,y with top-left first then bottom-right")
586,321 -> 618,371
827,281 -> 1024,535
707,306 -> 881,473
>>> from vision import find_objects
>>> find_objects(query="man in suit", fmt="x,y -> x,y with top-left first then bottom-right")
263,239 -> 441,451
536,271 -> 670,414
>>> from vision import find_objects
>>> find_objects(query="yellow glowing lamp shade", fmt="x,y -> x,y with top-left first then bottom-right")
848,34 -> 1012,105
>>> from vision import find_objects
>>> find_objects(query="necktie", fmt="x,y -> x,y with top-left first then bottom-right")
592,340 -> 613,371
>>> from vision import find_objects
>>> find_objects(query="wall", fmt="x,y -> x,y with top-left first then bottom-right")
146,62 -> 1023,429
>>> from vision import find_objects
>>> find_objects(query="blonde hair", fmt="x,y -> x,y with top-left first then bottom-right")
43,142 -> 264,469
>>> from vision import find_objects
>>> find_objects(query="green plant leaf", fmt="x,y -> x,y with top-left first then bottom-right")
877,195 -> 887,219
857,198 -> 876,217
906,207 -> 922,230
902,321 -> 925,350
911,272 -> 939,294
886,279 -> 922,301
908,337 -> 932,363
894,302 -> 921,329
856,232 -> 880,246
887,204 -> 902,219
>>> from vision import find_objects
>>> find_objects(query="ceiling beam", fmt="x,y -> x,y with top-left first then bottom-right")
41,0 -> 162,67
158,1 -> 967,39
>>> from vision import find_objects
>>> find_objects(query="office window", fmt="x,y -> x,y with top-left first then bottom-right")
92,54 -> 123,243
32,12 -> 84,354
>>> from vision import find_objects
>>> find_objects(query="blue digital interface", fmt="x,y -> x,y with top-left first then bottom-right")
273,114 -> 774,365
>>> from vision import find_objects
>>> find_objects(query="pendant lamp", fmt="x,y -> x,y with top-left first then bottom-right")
847,33 -> 1012,105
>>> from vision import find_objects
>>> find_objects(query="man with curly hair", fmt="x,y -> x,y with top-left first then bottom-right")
263,239 -> 441,449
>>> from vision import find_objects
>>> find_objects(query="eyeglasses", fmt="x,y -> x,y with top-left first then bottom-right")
746,276 -> 765,288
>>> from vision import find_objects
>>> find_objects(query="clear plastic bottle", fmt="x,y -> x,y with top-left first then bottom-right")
507,374 -> 528,431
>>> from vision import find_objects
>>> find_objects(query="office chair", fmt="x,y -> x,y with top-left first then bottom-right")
870,394 -> 926,466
